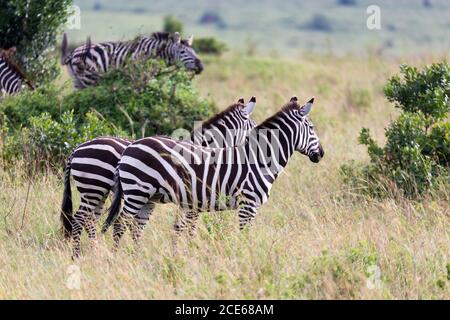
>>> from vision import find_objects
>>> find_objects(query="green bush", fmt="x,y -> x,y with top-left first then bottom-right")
1,110 -> 124,172
163,15 -> 183,34
192,37 -> 227,56
0,0 -> 73,84
341,61 -> 450,198
0,59 -> 215,171
0,84 -> 62,129
62,59 -> 214,138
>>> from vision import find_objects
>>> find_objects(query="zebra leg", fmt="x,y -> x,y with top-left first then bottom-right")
94,193 -> 109,221
238,198 -> 259,230
130,202 -> 155,246
71,197 -> 102,257
112,212 -> 130,250
173,211 -> 199,237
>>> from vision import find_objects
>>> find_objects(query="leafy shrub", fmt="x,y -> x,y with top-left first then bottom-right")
0,59 -> 215,171
341,61 -> 450,198
62,59 -> 215,138
337,0 -> 357,6
1,110 -> 124,172
0,84 -> 62,130
0,0 -> 73,84
192,37 -> 227,56
304,14 -> 333,32
163,15 -> 183,34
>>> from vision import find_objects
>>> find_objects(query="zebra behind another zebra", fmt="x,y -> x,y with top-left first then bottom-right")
61,31 -> 204,89
61,97 -> 257,257
0,47 -> 35,96
102,97 -> 324,249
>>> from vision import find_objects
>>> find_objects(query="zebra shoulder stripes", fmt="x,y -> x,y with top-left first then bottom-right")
61,32 -> 203,89
102,97 -> 324,249
0,47 -> 35,96
62,97 -> 257,257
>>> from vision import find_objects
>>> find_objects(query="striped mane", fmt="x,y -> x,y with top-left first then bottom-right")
199,103 -> 242,129
149,32 -> 191,46
255,101 -> 300,129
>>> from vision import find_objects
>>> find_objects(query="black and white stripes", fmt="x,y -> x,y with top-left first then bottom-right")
103,97 -> 324,249
61,32 -> 203,89
0,48 -> 34,96
61,97 -> 257,257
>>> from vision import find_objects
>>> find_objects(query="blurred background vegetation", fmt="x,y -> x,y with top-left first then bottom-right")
67,0 -> 449,56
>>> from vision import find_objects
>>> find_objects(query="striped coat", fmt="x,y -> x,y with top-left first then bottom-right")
61,32 -> 203,89
103,97 -> 324,248
62,97 -> 257,257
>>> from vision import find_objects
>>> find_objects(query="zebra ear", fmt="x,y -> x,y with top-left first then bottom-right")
244,96 -> 256,115
300,97 -> 314,116
237,97 -> 245,104
187,35 -> 194,46
172,32 -> 181,44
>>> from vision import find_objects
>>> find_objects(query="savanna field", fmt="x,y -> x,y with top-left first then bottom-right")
0,53 -> 449,299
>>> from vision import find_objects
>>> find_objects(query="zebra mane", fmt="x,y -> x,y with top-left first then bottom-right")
149,32 -> 191,46
256,101 -> 300,129
199,103 -> 243,129
0,49 -> 35,89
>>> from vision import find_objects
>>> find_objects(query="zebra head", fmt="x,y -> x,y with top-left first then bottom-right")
171,33 -> 204,74
290,97 -> 324,163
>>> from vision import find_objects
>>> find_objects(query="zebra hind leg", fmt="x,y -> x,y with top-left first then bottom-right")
130,202 -> 155,248
174,211 -> 199,237
238,199 -> 259,230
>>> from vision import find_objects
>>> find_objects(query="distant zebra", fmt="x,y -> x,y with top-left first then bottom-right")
102,97 -> 324,249
61,32 -> 203,89
61,97 -> 257,256
0,47 -> 35,96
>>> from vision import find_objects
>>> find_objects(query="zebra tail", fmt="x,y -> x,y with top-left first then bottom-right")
101,170 -> 123,233
60,158 -> 73,239
61,33 -> 68,65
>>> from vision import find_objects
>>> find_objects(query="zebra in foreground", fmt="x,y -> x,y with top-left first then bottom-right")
0,47 -> 35,96
102,97 -> 324,248
61,31 -> 203,89
61,97 -> 257,257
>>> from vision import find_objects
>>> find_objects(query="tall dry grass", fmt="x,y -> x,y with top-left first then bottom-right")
0,53 -> 448,299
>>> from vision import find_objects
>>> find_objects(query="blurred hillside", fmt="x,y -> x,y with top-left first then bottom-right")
68,0 -> 450,56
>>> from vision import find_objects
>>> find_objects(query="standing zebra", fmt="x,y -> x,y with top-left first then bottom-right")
62,97 -> 257,257
61,32 -> 203,89
0,47 -> 35,96
102,97 -> 324,249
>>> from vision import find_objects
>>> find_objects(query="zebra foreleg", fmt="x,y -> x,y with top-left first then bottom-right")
237,199 -> 259,230
173,210 -> 199,237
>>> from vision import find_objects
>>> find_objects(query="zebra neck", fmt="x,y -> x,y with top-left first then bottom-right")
140,37 -> 175,62
245,123 -> 298,184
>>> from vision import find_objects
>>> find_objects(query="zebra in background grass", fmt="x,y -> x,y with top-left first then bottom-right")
61,31 -> 204,89
62,97 -> 257,257
102,97 -> 324,249
0,47 -> 35,96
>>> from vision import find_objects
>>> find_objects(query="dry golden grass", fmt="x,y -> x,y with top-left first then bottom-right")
0,53 -> 449,299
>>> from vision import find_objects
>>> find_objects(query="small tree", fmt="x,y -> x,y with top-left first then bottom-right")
341,61 -> 449,198
0,0 -> 73,84
163,15 -> 183,34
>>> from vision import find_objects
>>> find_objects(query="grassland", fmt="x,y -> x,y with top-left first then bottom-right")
0,53 -> 449,299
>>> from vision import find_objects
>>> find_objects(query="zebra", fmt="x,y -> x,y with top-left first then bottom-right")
61,97 -> 257,257
61,31 -> 203,89
0,47 -> 35,96
102,97 -> 324,249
